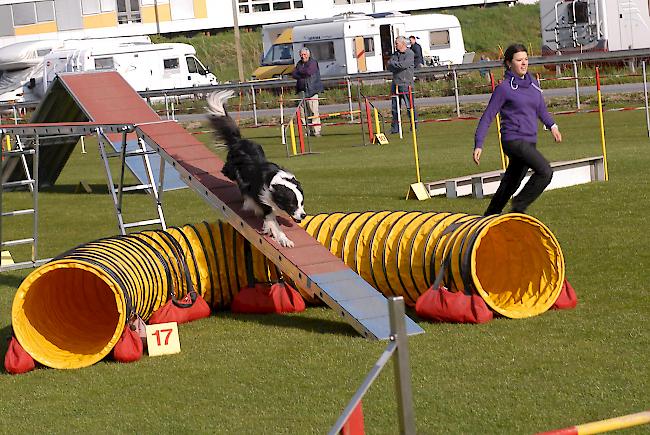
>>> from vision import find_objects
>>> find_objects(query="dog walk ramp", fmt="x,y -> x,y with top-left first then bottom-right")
54,71 -> 424,339
426,156 -> 605,198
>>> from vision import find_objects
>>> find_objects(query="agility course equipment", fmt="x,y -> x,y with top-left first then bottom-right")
11,221 -> 280,369
301,211 -> 565,318
426,156 -> 606,198
12,208 -> 565,369
4,70 -> 423,343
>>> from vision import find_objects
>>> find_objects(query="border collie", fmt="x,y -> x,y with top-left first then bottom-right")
206,90 -> 306,248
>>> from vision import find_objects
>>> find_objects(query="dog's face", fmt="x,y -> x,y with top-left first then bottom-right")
270,171 -> 306,223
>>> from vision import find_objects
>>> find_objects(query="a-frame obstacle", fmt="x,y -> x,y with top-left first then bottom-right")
1,71 -> 424,340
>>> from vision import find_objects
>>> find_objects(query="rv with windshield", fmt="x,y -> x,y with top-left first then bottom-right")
540,0 -> 650,55
252,12 -> 469,80
0,38 -> 216,103
42,42 -> 217,97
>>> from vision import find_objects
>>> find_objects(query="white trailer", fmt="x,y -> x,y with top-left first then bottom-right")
0,37 -> 152,102
42,42 -> 217,98
540,0 -> 650,55
253,12 -> 468,79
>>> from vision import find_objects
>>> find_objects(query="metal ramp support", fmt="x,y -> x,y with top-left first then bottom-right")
0,123 -> 146,271
97,127 -> 167,235
0,130 -> 47,272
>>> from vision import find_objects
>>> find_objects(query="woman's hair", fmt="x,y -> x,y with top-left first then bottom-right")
503,43 -> 527,68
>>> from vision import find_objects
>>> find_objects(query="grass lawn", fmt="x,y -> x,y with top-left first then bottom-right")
0,103 -> 648,434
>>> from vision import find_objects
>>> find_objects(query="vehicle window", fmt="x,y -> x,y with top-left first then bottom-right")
164,58 -> 180,70
429,30 -> 450,49
186,56 -> 199,74
352,37 -> 375,57
95,57 -> 115,70
262,44 -> 293,65
304,41 -> 335,62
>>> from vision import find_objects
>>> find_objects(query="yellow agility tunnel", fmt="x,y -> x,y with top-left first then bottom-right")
12,222 -> 282,369
300,211 -> 565,317
12,212 -> 564,369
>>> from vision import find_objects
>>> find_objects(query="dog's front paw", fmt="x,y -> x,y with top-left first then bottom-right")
276,233 -> 294,248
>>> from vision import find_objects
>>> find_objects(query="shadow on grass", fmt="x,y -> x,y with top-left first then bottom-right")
221,311 -> 358,338
42,184 -> 149,195
0,273 -> 25,289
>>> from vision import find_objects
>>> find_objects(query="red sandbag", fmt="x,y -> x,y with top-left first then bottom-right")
231,282 -> 306,314
415,285 -> 493,324
552,279 -> 578,310
4,335 -> 36,374
112,325 -> 143,363
148,291 -> 211,325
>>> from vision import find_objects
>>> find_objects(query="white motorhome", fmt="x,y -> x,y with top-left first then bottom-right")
42,42 -> 217,98
252,12 -> 469,80
0,37 -> 156,103
540,0 -> 650,55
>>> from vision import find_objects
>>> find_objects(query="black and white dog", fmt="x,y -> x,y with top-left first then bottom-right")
207,90 -> 306,248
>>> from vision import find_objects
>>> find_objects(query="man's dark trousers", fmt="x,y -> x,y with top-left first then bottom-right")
391,83 -> 417,133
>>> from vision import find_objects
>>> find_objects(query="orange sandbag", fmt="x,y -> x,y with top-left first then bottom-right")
148,292 -> 211,325
231,282 -> 306,314
415,285 -> 493,324
112,325 -> 143,363
552,279 -> 578,310
4,335 -> 36,374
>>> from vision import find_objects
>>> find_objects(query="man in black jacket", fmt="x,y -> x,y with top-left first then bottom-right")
292,48 -> 324,136
409,36 -> 424,68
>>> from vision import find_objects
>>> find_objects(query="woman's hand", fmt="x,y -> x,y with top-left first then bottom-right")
551,125 -> 562,142
473,148 -> 482,165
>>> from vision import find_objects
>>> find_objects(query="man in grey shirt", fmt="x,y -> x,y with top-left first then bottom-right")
388,36 -> 417,134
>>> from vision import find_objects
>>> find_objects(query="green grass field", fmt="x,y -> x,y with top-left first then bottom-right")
1,99 -> 649,434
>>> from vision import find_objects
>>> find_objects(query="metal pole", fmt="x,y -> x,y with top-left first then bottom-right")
328,342 -> 397,435
452,68 -> 461,117
231,0 -> 245,83
572,60 -> 581,110
117,128 -> 129,215
642,60 -> 650,137
251,85 -> 258,126
357,82 -> 367,146
347,77 -> 354,122
32,135 -> 39,263
388,297 -> 416,435
280,87 -> 286,145
164,94 -> 170,119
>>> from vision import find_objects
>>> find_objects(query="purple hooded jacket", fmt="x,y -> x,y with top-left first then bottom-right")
474,70 -> 555,149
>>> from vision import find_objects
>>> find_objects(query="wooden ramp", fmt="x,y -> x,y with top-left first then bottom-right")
54,71 -> 424,340
426,156 -> 605,199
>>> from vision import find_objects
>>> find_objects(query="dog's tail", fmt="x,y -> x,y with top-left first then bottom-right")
207,90 -> 240,144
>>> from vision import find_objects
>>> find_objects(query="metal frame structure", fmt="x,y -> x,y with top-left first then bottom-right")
0,122 -> 168,272
328,297 -> 416,435
96,127 -> 167,235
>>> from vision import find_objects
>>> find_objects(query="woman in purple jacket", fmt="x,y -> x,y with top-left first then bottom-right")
473,44 -> 562,215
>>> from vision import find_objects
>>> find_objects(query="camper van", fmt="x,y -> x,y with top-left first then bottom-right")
0,37 -> 156,103
540,0 -> 650,55
252,12 -> 469,80
42,42 -> 217,97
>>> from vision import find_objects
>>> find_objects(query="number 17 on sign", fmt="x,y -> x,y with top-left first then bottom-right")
146,322 -> 181,357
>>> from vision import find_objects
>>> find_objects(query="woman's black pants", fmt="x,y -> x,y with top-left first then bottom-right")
484,139 -> 553,215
